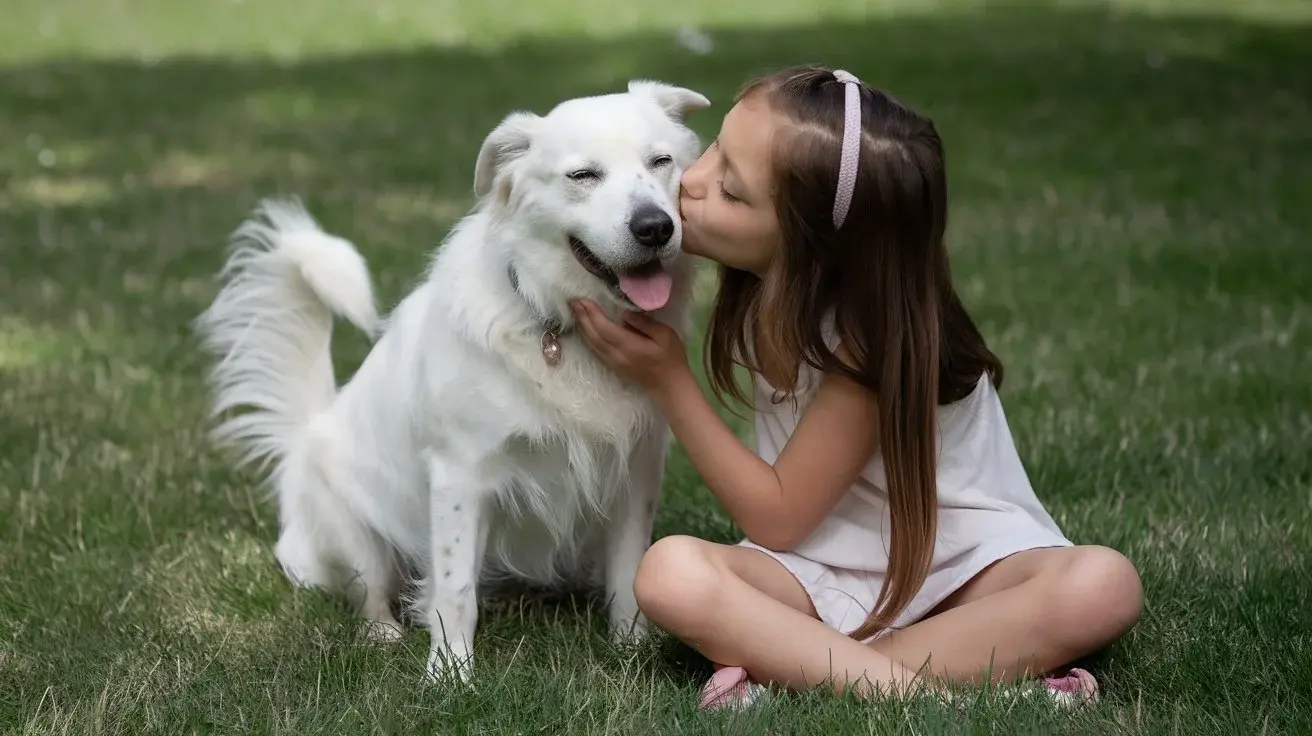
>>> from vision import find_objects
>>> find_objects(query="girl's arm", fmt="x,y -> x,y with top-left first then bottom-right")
572,301 -> 880,550
652,352 -> 880,550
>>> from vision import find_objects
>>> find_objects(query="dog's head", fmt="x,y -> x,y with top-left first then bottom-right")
474,80 -> 710,313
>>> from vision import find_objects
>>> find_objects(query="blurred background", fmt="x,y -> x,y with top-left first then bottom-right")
1,1 -> 1308,733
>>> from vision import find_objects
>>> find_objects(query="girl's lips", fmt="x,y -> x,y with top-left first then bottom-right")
679,228 -> 697,254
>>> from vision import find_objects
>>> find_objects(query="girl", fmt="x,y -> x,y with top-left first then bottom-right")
571,65 -> 1143,710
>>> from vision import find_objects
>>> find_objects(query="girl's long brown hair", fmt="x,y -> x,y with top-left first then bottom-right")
703,66 -> 1004,643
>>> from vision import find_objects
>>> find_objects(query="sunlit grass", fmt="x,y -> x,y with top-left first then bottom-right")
1,1 -> 1309,733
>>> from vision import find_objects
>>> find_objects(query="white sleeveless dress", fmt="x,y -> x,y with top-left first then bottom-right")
737,337 -> 1072,642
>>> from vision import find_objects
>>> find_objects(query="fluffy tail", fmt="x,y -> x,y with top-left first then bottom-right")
193,197 -> 378,474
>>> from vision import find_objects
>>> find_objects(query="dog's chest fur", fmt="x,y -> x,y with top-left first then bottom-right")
461,325 -> 660,583
468,296 -> 651,425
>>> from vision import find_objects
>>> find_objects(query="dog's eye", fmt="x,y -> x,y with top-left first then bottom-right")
649,155 -> 673,168
566,169 -> 601,182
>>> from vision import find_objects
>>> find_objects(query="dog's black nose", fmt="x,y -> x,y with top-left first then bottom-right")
629,206 -> 674,247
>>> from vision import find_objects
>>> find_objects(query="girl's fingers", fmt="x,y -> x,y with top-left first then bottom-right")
621,310 -> 657,333
622,310 -> 676,347
578,302 -> 638,350
575,311 -> 611,353
576,305 -> 633,362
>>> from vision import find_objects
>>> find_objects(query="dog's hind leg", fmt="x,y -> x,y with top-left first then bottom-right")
340,526 -> 405,643
275,513 -> 405,643
421,454 -> 490,684
279,529 -> 402,640
275,456 -> 404,643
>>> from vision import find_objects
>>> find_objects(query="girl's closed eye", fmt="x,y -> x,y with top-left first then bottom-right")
719,182 -> 743,204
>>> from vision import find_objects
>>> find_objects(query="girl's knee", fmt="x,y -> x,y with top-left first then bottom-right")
634,535 -> 726,632
1048,545 -> 1144,645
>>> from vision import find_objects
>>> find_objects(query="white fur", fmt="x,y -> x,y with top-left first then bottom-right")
193,80 -> 711,683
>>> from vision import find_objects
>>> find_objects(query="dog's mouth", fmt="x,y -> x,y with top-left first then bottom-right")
568,235 -> 673,312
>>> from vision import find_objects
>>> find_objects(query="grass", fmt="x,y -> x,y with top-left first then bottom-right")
1,0 -> 1309,732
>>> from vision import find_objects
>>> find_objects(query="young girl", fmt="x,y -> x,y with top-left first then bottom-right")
571,65 -> 1143,710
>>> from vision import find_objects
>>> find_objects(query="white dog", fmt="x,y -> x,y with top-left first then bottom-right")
193,80 -> 710,682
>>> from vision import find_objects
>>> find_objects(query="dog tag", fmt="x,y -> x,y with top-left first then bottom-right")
540,330 -> 562,367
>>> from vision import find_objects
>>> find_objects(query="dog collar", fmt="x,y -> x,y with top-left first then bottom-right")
506,262 -> 570,367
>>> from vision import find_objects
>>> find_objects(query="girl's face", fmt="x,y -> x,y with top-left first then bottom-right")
678,96 -> 785,276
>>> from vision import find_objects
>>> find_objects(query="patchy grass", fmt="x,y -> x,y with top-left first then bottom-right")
1,0 -> 1310,733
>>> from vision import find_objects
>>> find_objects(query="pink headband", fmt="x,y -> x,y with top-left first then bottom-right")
831,69 -> 862,230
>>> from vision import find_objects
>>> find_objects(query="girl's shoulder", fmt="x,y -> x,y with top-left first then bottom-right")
751,310 -> 844,407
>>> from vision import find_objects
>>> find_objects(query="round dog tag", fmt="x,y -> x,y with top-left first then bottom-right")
541,330 -> 562,367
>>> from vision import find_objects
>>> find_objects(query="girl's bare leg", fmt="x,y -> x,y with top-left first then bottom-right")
869,545 -> 1143,684
635,536 -> 1141,696
634,535 -> 924,696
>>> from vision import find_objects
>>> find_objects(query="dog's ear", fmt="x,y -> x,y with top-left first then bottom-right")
474,111 -> 542,200
627,80 -> 711,123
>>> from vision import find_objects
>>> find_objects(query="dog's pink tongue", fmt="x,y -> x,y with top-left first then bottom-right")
618,266 -> 673,312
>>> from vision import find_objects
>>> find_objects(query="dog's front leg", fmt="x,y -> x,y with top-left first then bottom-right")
605,427 -> 668,644
422,453 -> 489,685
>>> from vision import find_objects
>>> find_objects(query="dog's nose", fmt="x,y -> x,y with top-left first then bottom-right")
629,206 -> 674,248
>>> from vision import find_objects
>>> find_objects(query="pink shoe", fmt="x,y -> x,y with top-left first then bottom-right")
697,665 -> 768,711
1042,667 -> 1100,707
944,668 -> 1100,711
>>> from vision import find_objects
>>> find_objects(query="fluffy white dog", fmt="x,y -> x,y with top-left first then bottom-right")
194,80 -> 710,682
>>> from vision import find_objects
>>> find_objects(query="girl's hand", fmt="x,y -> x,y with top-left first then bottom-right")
571,298 -> 691,394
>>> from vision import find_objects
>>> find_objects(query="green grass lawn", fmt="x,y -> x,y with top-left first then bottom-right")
2,0 -> 1309,732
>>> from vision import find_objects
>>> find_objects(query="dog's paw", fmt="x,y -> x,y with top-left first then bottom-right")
362,617 -> 406,645
608,611 -> 651,647
425,641 -> 474,686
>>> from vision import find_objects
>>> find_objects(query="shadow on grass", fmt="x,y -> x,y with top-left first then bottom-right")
2,4 -> 1308,307
1,3 -> 1310,732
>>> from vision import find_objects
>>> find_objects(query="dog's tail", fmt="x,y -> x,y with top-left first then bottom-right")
194,197 -> 377,473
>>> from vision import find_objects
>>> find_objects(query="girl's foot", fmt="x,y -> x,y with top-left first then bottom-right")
939,668 -> 1101,711
696,665 -> 1099,712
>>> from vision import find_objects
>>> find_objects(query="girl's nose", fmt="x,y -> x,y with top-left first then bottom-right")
680,162 -> 706,199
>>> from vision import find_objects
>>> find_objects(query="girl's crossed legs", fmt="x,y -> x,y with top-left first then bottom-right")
633,535 -> 1143,702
